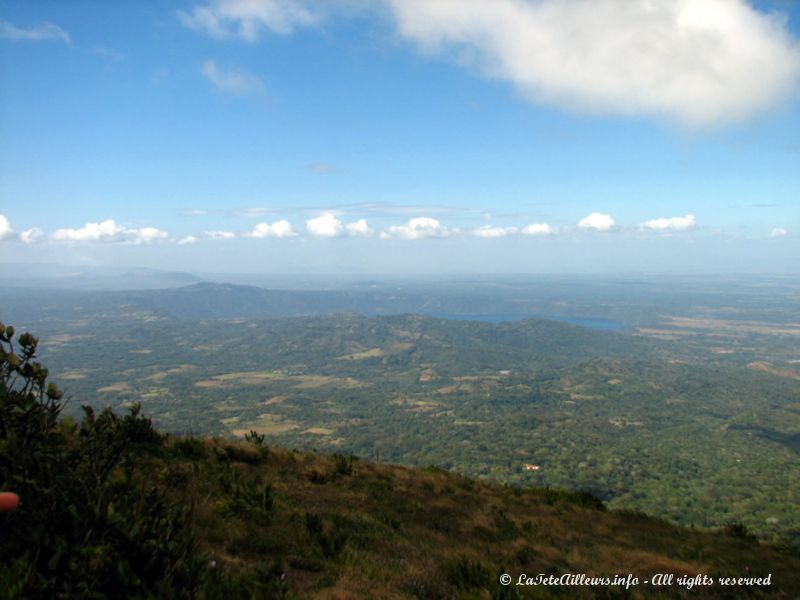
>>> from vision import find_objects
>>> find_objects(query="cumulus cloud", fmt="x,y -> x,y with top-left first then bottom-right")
521,223 -> 552,236
640,214 -> 696,231
473,225 -> 516,238
380,217 -> 451,240
20,228 -> 44,244
388,0 -> 800,127
248,220 -> 295,238
178,0 -> 317,40
345,219 -> 373,237
0,215 -> 14,241
52,220 -> 124,242
136,227 -> 170,243
201,60 -> 265,96
0,19 -> 70,43
177,232 -> 235,244
179,1 -> 800,126
578,212 -> 615,232
769,227 -> 788,237
306,213 -> 344,238
306,213 -> 374,238
51,219 -> 168,244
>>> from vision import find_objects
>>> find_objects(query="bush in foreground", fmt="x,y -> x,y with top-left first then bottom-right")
0,323 -> 208,597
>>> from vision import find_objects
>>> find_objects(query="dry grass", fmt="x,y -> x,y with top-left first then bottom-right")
666,317 -> 800,336
58,369 -> 93,380
336,348 -> 385,361
747,361 -> 800,380
145,364 -> 198,381
291,375 -> 366,390
96,382 -> 131,393
230,413 -> 299,436
159,441 -> 800,599
303,427 -> 336,435
263,395 -> 287,406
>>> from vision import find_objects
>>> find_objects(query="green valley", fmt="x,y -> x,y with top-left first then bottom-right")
4,285 -> 795,548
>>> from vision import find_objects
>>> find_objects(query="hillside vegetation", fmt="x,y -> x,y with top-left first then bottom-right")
2,324 -> 799,598
24,311 -> 800,542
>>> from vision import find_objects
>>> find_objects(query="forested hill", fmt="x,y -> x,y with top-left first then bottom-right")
2,281 -> 513,321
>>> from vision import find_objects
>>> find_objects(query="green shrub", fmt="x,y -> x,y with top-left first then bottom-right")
244,430 -> 266,447
305,512 -> 349,559
334,453 -> 354,476
723,521 -> 758,543
442,555 -> 491,590
305,467 -> 329,484
306,511 -> 324,538
535,486 -> 606,510
174,436 -> 209,459
201,560 -> 287,600
491,507 -> 520,540
220,442 -> 264,464
217,465 -> 274,525
0,323 -> 205,598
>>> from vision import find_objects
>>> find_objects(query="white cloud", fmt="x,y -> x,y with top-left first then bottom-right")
201,60 -> 265,96
578,212 -> 615,232
0,19 -> 70,43
380,217 -> 451,240
20,228 -> 44,244
640,214 -> 696,231
307,213 -> 344,238
248,220 -> 295,238
180,232 -> 238,244
178,0 -> 317,40
136,227 -> 169,243
388,0 -> 800,127
52,220 -> 122,242
204,230 -> 236,240
306,213 -> 373,238
473,225 -> 516,238
345,219 -> 373,237
0,215 -> 14,241
769,227 -> 788,237
521,223 -> 552,236
51,219 -> 168,244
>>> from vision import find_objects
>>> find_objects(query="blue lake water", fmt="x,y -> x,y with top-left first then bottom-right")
429,313 -> 628,332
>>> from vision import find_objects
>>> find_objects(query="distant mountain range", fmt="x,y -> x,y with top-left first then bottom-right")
0,263 -> 202,290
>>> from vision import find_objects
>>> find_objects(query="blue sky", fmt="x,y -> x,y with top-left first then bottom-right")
1,0 -> 798,275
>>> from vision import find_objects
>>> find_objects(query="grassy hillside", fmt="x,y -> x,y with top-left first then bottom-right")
174,436 -> 800,599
